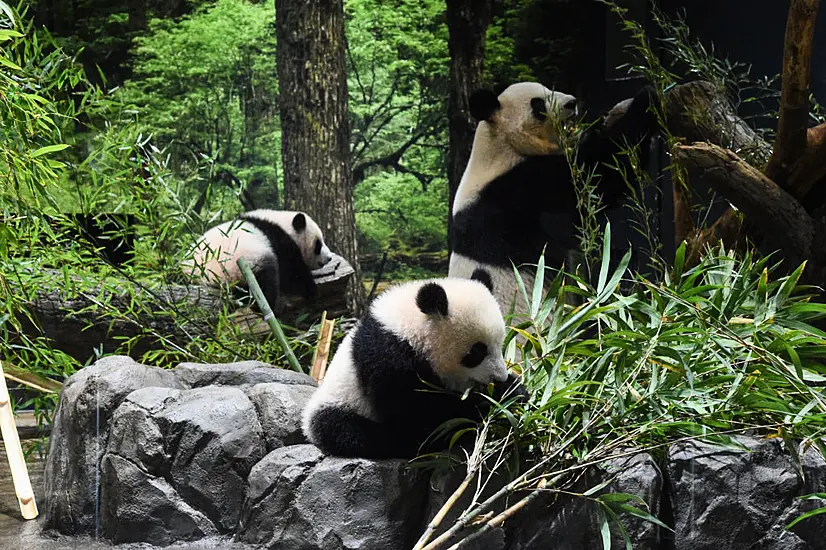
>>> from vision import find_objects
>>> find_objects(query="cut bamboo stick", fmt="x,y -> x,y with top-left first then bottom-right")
310,313 -> 336,383
0,361 -> 38,519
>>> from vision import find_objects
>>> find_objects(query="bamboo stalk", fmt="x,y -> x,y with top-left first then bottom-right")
413,472 -> 475,550
237,258 -> 303,373
310,312 -> 335,382
3,363 -> 63,394
0,361 -> 38,519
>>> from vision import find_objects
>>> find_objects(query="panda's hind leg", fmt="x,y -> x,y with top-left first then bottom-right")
252,256 -> 282,313
308,406 -> 412,459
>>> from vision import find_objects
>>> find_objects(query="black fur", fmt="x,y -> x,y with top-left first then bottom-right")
451,85 -> 657,270
237,214 -> 317,308
469,88 -> 501,121
291,212 -> 307,231
416,282 -> 449,316
308,312 -> 523,459
470,268 -> 494,293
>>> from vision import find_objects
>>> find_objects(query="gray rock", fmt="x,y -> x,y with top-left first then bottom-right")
239,444 -> 429,549
507,452 -> 663,550
42,356 -> 182,534
247,382 -> 316,451
175,360 -> 316,389
101,454 -> 218,544
667,436 -> 824,550
102,385 -> 266,539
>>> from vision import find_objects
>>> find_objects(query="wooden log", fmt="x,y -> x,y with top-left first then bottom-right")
673,142 -> 815,264
19,254 -> 355,363
765,0 -> 821,186
665,81 -> 772,163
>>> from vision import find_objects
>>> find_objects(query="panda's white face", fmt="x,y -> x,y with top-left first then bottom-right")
372,278 -> 509,392
244,209 -> 333,269
494,82 -> 578,157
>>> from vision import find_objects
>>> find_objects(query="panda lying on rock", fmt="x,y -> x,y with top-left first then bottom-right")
449,82 -> 657,314
303,271 -> 526,459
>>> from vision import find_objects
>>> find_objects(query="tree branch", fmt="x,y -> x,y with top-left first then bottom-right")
765,0 -> 821,185
673,142 -> 815,264
788,121 -> 826,198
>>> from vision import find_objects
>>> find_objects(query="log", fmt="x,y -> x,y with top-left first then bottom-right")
663,81 -> 772,260
765,0 -> 821,186
672,142 -> 815,264
20,254 -> 354,363
665,81 -> 772,164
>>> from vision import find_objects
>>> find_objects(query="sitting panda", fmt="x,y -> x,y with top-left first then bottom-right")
302,271 -> 524,459
185,209 -> 333,310
449,82 -> 656,314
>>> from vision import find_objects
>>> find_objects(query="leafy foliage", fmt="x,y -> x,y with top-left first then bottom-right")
419,227 -> 826,547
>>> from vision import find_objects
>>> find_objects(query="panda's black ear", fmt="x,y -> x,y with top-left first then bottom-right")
416,282 -> 449,317
469,88 -> 500,122
470,268 -> 494,293
292,213 -> 307,232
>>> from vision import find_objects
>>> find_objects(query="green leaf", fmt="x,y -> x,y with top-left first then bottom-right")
786,505 -> 826,529
596,505 -> 611,550
30,144 -> 70,158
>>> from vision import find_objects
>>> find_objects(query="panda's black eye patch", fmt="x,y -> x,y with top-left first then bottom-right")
530,97 -> 547,121
314,239 -> 322,255
461,342 -> 488,369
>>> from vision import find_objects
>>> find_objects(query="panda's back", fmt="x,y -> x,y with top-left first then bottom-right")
187,219 -> 273,284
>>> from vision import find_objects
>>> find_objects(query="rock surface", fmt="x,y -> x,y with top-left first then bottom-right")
239,444 -> 429,550
42,356 -> 182,534
668,438 -> 826,550
41,357 -> 826,549
101,385 -> 266,544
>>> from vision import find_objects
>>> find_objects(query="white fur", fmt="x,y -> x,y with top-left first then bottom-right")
302,332 -> 376,444
302,278 -> 509,440
371,278 -> 508,389
449,253 -> 535,319
184,219 -> 270,284
184,209 -> 332,285
243,209 -> 332,269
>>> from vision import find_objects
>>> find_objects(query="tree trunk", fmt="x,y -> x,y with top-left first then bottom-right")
275,0 -> 364,314
446,0 -> 491,250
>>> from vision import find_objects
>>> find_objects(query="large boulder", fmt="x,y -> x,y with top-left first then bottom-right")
505,452 -> 663,550
101,385 -> 266,544
247,382 -> 315,451
175,360 -> 316,389
668,437 -> 826,550
239,444 -> 429,549
42,356 -> 182,534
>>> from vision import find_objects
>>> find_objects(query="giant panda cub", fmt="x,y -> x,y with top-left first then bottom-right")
449,82 -> 655,314
185,209 -> 332,310
302,271 -> 524,459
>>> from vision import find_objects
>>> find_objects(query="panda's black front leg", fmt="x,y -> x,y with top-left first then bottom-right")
308,406 -> 415,459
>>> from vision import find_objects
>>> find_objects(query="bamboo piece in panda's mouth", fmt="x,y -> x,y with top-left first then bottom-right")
0,361 -> 39,520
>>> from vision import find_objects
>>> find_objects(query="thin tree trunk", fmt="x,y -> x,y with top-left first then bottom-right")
276,0 -> 364,314
446,0 -> 491,250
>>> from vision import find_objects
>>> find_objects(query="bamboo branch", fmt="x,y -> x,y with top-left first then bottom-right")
448,479 -> 547,550
765,0 -> 821,186
0,361 -> 39,520
237,258 -> 303,373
